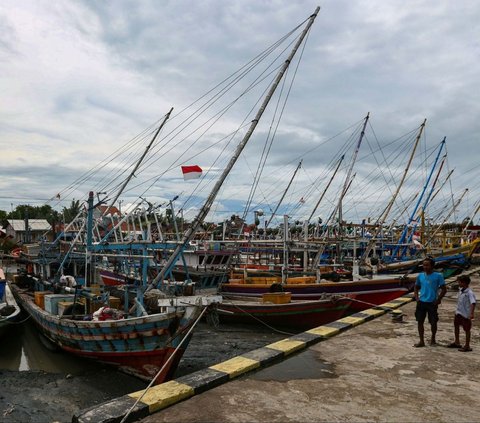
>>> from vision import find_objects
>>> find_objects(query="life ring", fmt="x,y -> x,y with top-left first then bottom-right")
11,247 -> 22,257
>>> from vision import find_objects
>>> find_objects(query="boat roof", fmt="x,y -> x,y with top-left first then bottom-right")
7,219 -> 51,231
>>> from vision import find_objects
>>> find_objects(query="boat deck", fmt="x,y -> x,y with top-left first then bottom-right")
74,268 -> 480,423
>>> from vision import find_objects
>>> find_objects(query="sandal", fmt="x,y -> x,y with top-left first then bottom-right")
458,347 -> 472,352
447,342 -> 462,348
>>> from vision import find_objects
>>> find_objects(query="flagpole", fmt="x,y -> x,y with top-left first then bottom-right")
149,7 -> 321,288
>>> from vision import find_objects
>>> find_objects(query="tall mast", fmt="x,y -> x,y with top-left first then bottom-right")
403,153 -> 446,250
150,7 -> 321,287
462,200 -> 480,234
307,154 -> 344,223
310,172 -> 356,270
361,119 -> 426,262
338,113 -> 369,239
266,160 -> 302,228
428,168 -> 454,205
393,138 -> 446,257
424,188 -> 468,248
105,107 -> 173,214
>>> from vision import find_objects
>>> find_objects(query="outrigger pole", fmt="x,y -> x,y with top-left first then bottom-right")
149,6 -> 321,289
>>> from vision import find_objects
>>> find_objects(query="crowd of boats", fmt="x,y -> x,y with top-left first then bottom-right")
1,202 -> 478,384
1,7 -> 479,387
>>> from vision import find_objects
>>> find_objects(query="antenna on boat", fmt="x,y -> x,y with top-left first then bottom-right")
149,6 -> 322,289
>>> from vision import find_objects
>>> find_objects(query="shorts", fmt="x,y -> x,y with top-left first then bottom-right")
454,314 -> 472,331
415,301 -> 438,324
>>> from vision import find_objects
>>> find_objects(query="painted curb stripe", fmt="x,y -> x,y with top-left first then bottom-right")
349,311 -> 377,321
265,339 -> 306,355
390,297 -> 413,303
73,395 -> 149,423
306,325 -> 340,337
336,316 -> 365,327
209,356 -> 260,378
322,320 -> 352,330
359,308 -> 386,318
381,301 -> 405,308
241,346 -> 285,365
288,332 -> 325,346
176,368 -> 229,394
129,381 -> 194,413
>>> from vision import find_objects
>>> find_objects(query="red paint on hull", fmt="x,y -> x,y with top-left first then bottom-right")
61,344 -> 185,383
218,298 -> 351,329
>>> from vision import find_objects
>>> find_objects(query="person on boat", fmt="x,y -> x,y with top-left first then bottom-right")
413,257 -> 446,347
448,275 -> 476,352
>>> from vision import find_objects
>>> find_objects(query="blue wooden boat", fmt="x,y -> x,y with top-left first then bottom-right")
11,280 -> 219,382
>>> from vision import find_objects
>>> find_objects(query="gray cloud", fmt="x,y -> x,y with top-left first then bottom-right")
1,0 -> 478,225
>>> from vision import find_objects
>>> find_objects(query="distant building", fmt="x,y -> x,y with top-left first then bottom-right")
4,219 -> 52,243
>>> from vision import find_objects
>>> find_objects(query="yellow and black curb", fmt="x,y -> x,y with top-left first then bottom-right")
73,294 -> 416,423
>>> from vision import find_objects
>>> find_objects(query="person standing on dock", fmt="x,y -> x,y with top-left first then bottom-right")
413,257 -> 446,347
448,275 -> 476,352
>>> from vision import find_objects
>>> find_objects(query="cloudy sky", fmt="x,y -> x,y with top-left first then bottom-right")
1,1 -> 479,225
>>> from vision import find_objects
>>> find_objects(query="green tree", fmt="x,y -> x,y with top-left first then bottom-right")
62,199 -> 82,223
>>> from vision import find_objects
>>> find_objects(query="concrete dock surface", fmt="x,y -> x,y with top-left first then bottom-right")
141,272 -> 480,423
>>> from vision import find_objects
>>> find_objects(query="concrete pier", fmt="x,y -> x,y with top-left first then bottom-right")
74,269 -> 480,422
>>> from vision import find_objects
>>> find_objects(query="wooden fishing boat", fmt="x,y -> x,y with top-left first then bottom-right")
0,269 -> 21,336
217,293 -> 352,330
219,274 -> 415,312
11,278 -> 220,382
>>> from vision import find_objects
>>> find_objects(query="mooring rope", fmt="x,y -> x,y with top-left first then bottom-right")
220,297 -> 295,336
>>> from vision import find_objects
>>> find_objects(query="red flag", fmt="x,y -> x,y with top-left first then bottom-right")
181,165 -> 202,180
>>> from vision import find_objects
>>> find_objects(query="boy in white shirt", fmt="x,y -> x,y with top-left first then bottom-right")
448,275 -> 476,352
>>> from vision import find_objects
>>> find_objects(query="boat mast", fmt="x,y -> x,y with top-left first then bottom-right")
428,168 -> 454,205
393,138 -> 446,257
336,113 -> 369,260
462,200 -> 480,234
105,107 -> 173,214
150,7 -> 321,287
361,119 -> 426,262
310,172 -> 355,271
266,160 -> 302,228
423,188 -> 468,249
403,153 -> 447,251
307,154 -> 345,224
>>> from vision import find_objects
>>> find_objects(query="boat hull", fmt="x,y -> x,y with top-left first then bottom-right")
220,277 -> 415,312
0,281 -> 22,337
217,297 -> 351,329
